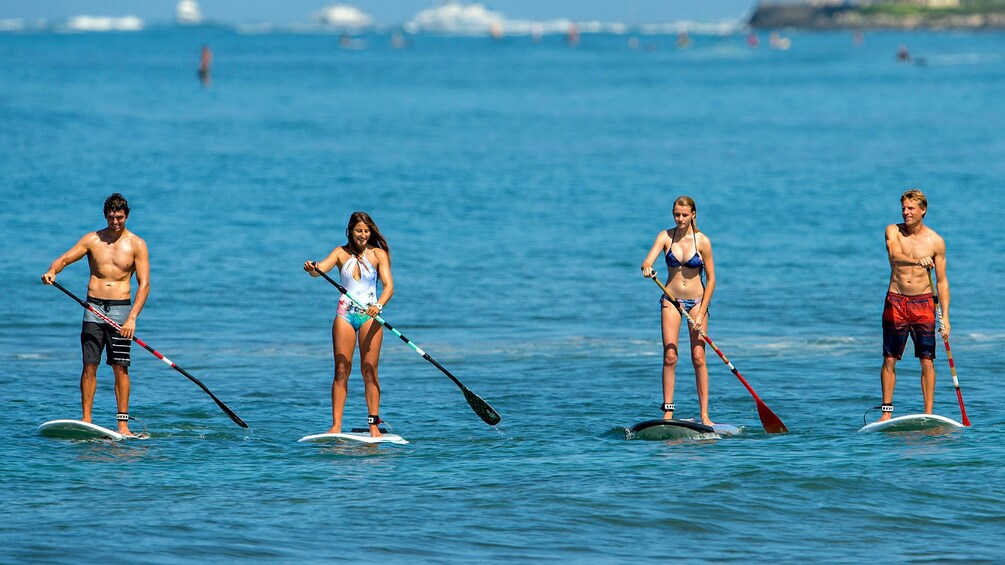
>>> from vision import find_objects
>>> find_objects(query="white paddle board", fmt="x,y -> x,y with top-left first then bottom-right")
38,419 -> 125,441
859,413 -> 964,433
630,419 -> 740,441
298,428 -> 408,445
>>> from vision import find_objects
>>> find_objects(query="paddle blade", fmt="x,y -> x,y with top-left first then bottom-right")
462,386 -> 501,426
756,400 -> 787,433
956,389 -> 971,427
218,401 -> 249,429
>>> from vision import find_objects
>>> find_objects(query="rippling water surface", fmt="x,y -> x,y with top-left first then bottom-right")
2,28 -> 1004,563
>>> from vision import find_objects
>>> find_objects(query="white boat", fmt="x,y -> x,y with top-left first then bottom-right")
176,0 -> 203,26
315,4 -> 373,29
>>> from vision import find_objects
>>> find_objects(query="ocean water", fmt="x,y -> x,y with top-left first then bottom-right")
2,27 -> 1005,563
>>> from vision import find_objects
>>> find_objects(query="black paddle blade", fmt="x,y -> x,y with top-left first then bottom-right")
462,387 -> 501,426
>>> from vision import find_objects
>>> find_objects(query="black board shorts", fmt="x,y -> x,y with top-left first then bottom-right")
80,297 -> 131,367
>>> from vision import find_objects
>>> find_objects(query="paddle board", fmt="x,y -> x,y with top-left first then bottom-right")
298,428 -> 408,445
630,419 -> 740,441
38,419 -> 125,441
858,413 -> 964,433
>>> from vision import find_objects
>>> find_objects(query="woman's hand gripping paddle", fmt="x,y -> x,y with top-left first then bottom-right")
929,269 -> 971,426
310,262 -> 501,426
49,280 -> 249,429
649,274 -> 787,433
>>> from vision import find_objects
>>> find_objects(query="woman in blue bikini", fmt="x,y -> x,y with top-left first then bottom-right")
304,211 -> 394,436
640,196 -> 717,426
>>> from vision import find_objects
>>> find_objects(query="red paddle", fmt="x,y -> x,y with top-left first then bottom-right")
929,270 -> 971,426
650,275 -> 787,433
49,280 -> 248,429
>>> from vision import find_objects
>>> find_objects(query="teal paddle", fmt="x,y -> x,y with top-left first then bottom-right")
650,275 -> 787,433
311,262 -> 501,426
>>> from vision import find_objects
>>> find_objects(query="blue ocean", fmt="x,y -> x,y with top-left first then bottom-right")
2,26 -> 1004,563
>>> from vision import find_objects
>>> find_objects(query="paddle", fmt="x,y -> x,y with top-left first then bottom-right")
310,262 -> 501,426
648,274 -> 788,433
48,280 -> 249,429
929,269 -> 971,426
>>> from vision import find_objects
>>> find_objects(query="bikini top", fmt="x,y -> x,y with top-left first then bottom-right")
664,228 -> 704,270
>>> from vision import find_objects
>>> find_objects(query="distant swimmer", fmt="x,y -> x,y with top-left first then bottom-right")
853,31 -> 864,46
339,34 -> 366,50
897,44 -> 911,63
391,30 -> 409,49
769,32 -> 791,50
746,32 -> 759,48
878,189 -> 949,422
531,23 -> 543,43
304,212 -> 394,437
676,29 -> 691,49
198,44 -> 212,85
567,23 -> 579,47
640,196 -> 717,426
41,194 -> 150,438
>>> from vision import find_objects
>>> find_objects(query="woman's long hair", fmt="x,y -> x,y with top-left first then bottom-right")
345,211 -> 391,260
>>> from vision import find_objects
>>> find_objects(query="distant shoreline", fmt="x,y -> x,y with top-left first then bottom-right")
748,2 -> 1005,30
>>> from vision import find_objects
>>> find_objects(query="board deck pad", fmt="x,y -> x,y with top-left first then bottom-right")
630,419 -> 740,441
38,419 -> 125,441
298,430 -> 409,445
858,413 -> 964,433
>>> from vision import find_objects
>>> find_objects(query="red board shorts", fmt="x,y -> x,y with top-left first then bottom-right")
882,292 -> 936,360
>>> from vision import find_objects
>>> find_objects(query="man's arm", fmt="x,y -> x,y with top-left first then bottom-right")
933,237 -> 949,337
41,234 -> 92,284
119,238 -> 150,340
885,224 -> 934,268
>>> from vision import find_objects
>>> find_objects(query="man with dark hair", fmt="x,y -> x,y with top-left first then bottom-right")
878,189 -> 949,422
42,193 -> 150,437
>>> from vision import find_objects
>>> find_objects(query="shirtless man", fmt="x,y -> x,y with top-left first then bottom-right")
42,194 -> 150,436
879,189 -> 949,421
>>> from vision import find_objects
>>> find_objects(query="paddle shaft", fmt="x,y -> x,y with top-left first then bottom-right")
311,262 -> 500,426
650,276 -> 787,433
49,280 -> 249,429
929,270 -> 970,426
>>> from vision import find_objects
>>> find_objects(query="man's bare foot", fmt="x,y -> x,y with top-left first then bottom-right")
369,425 -> 383,438
700,414 -> 715,427
327,425 -> 342,434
